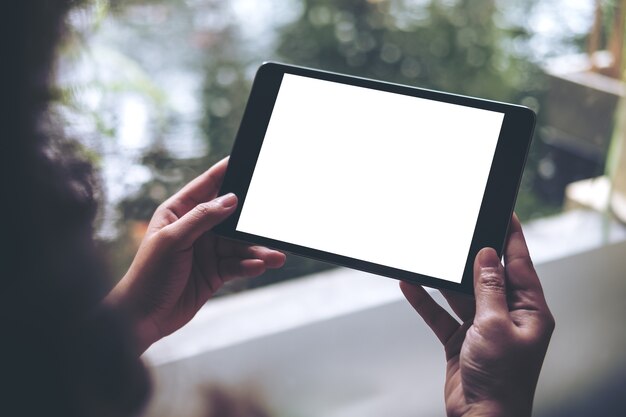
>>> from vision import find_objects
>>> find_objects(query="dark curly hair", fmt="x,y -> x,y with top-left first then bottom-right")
2,1 -> 150,416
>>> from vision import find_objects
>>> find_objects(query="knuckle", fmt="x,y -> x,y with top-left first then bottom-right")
152,203 -> 167,219
541,311 -> 556,334
155,226 -> 178,247
192,202 -> 216,218
517,314 -> 555,348
478,312 -> 508,330
549,314 -> 556,331
155,202 -> 180,223
479,267 -> 505,293
155,201 -> 168,213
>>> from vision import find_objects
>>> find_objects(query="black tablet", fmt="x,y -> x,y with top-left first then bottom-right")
213,62 -> 535,294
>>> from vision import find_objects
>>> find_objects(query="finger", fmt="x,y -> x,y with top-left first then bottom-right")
474,248 -> 510,321
440,290 -> 475,322
504,214 -> 532,266
217,239 -> 286,268
219,258 -> 266,281
504,214 -> 550,312
162,193 -> 237,250
444,319 -> 472,361
504,214 -> 542,291
244,248 -> 286,268
162,157 -> 230,217
400,281 -> 460,345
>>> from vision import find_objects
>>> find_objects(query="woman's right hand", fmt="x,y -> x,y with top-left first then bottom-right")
401,214 -> 555,417
106,158 -> 286,354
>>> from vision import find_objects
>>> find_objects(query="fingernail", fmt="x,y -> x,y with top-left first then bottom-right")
215,193 -> 237,208
478,248 -> 500,268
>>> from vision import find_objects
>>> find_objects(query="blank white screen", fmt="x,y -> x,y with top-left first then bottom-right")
236,74 -> 504,283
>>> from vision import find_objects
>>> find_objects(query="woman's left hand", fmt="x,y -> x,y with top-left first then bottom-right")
107,157 -> 286,353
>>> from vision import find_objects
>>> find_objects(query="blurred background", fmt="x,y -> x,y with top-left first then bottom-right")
54,0 -> 625,290
52,0 -> 625,416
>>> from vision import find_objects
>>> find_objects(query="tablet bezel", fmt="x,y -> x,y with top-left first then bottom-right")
213,62 -> 535,294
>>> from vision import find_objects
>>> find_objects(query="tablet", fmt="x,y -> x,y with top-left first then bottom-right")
213,62 -> 535,294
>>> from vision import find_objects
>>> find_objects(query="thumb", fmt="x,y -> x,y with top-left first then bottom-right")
473,247 -> 509,320
163,193 -> 238,249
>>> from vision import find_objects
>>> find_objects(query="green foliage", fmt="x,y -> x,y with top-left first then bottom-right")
201,32 -> 254,165
276,0 -> 528,101
515,181 -> 561,222
56,0 -> 170,139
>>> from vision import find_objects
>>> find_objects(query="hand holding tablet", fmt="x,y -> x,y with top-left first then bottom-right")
214,62 -> 535,294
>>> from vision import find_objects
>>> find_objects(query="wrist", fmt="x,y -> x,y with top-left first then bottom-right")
104,277 -> 158,355
132,316 -> 160,355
